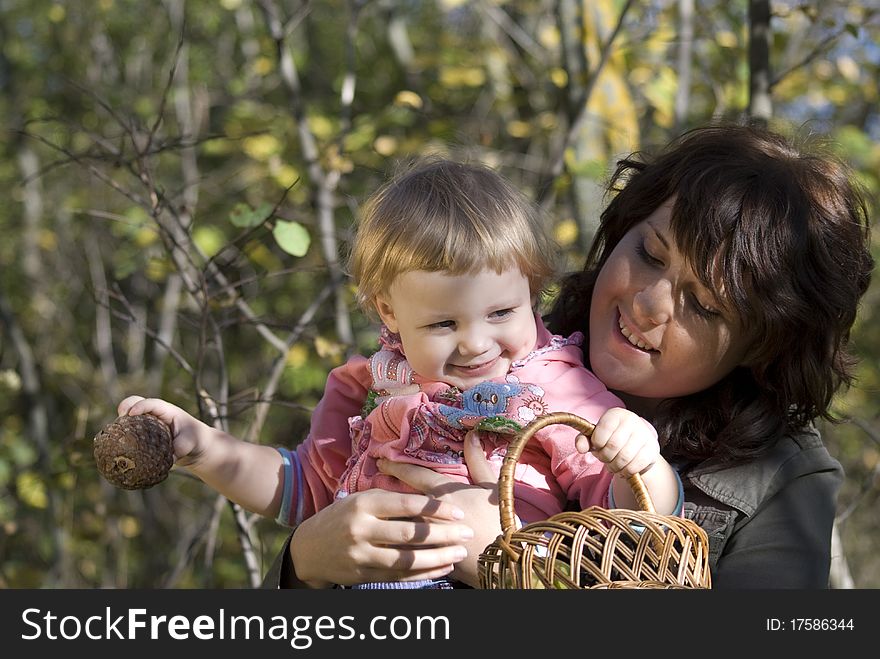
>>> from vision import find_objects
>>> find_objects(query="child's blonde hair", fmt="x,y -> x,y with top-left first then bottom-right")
349,157 -> 558,312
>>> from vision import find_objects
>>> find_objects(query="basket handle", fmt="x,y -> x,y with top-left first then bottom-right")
498,411 -> 655,535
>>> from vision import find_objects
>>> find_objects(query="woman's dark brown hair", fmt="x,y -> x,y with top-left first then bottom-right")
547,122 -> 874,465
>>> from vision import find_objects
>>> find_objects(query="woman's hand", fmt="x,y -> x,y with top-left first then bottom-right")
288,432 -> 501,588
376,432 -> 501,588
289,488 -> 473,588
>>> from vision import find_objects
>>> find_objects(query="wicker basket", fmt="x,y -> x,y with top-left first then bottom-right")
478,411 -> 712,589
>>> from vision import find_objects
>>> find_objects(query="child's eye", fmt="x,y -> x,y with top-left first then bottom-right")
428,320 -> 455,330
636,240 -> 663,266
490,308 -> 515,319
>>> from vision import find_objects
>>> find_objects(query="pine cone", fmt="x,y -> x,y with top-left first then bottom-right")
93,414 -> 174,490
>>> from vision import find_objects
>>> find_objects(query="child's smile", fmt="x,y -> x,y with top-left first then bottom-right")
375,267 -> 538,391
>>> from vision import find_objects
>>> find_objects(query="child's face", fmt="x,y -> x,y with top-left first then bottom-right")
375,267 -> 537,391
589,200 -> 751,405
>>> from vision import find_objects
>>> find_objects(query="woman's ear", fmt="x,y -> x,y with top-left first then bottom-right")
374,295 -> 399,333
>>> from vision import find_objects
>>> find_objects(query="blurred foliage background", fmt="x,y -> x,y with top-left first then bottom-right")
0,0 -> 877,588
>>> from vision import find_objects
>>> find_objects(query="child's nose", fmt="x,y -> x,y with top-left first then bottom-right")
457,329 -> 492,356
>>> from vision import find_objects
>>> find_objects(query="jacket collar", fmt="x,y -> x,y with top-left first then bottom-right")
683,426 -> 837,518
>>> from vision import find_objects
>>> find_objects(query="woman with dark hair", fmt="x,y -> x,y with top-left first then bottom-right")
264,122 -> 873,589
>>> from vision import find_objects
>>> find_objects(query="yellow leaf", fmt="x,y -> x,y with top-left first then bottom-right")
440,66 -> 486,88
17,472 -> 48,509
48,4 -> 65,22
38,229 -> 57,251
119,516 -> 141,538
394,91 -> 423,109
550,68 -> 568,88
245,241 -> 282,271
630,66 -> 652,86
253,56 -> 274,76
539,24 -> 560,48
308,115 -> 335,140
837,56 -> 860,82
554,219 -> 579,247
135,226 -> 158,248
78,558 -> 97,579
146,256 -> 170,282
815,60 -> 834,80
0,370 -> 22,392
716,30 -> 739,48
314,336 -> 344,363
243,134 -> 281,161
286,344 -> 309,368
273,164 -> 301,189
586,66 -> 642,147
47,353 -> 84,377
506,120 -> 531,138
827,86 -> 849,104
373,136 -> 398,156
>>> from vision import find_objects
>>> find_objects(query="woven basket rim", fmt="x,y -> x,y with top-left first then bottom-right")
477,411 -> 713,590
497,411 -> 654,535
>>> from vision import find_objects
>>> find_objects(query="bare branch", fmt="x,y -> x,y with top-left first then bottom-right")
258,0 -> 353,347
245,280 -> 335,443
479,1 -> 545,61
85,229 -> 122,402
769,16 -> 878,89
831,416 -> 880,523
106,285 -> 196,377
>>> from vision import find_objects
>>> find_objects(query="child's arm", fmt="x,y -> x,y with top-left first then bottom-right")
117,396 -> 285,518
576,407 -> 681,515
116,356 -> 376,525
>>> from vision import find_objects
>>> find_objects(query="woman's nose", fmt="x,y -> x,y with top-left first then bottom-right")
633,279 -> 673,325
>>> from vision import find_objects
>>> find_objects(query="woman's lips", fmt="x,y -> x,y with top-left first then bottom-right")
615,311 -> 658,354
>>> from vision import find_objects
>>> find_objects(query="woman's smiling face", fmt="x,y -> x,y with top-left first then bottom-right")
588,200 -> 752,410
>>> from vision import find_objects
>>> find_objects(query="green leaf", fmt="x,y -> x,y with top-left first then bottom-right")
273,220 -> 310,257
229,202 -> 273,228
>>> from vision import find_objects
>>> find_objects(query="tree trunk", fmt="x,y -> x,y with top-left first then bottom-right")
674,0 -> 694,131
748,0 -> 772,124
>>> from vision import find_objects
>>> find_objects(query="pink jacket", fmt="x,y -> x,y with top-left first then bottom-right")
282,315 -> 623,525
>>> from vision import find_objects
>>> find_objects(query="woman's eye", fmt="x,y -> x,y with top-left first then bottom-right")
636,240 -> 663,266
690,294 -> 720,319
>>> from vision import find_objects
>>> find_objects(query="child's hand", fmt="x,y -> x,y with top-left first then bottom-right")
575,407 -> 659,478
119,396 -> 288,517
117,395 -> 212,467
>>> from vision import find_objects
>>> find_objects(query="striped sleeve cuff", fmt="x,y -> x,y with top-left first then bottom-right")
607,467 -> 684,517
275,447 -> 304,527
